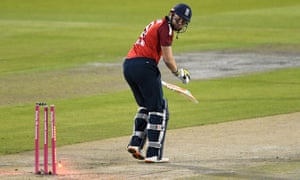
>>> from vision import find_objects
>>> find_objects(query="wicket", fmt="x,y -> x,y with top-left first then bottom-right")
35,102 -> 57,175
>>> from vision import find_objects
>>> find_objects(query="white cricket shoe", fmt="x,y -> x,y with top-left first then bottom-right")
144,156 -> 169,163
127,146 -> 145,160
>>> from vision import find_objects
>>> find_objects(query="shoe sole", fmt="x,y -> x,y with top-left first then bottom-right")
144,158 -> 169,163
128,147 -> 145,160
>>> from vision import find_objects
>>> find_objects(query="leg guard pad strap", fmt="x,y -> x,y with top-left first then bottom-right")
133,131 -> 146,139
147,124 -> 165,131
148,141 -> 161,148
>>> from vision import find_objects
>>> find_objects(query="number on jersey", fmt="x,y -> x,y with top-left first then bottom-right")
135,20 -> 162,46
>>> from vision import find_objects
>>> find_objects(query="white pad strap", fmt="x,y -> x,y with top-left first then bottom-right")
147,124 -> 165,131
135,113 -> 148,120
133,131 -> 146,138
148,141 -> 161,148
149,112 -> 164,117
135,107 -> 148,120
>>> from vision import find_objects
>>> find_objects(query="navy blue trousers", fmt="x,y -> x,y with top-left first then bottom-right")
123,57 -> 164,112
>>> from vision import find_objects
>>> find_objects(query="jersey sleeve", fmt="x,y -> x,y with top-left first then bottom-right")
158,23 -> 173,46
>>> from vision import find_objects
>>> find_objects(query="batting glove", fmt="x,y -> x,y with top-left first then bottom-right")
173,68 -> 190,84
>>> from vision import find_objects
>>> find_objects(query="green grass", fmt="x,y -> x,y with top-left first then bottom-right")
1,0 -> 300,74
1,68 -> 300,155
1,0 -> 300,155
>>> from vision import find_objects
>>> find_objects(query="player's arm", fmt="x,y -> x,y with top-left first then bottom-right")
162,45 -> 190,84
161,46 -> 178,73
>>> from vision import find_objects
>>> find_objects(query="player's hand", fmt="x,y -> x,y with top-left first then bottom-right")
173,68 -> 190,84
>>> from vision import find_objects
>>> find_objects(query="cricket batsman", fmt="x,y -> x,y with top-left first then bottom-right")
123,3 -> 192,163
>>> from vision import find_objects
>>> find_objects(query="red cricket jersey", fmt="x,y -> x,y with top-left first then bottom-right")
127,17 -> 174,64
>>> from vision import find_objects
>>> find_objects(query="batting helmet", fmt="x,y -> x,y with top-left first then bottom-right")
171,3 -> 192,23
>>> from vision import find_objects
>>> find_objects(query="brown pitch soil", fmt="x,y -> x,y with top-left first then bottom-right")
0,112 -> 300,180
